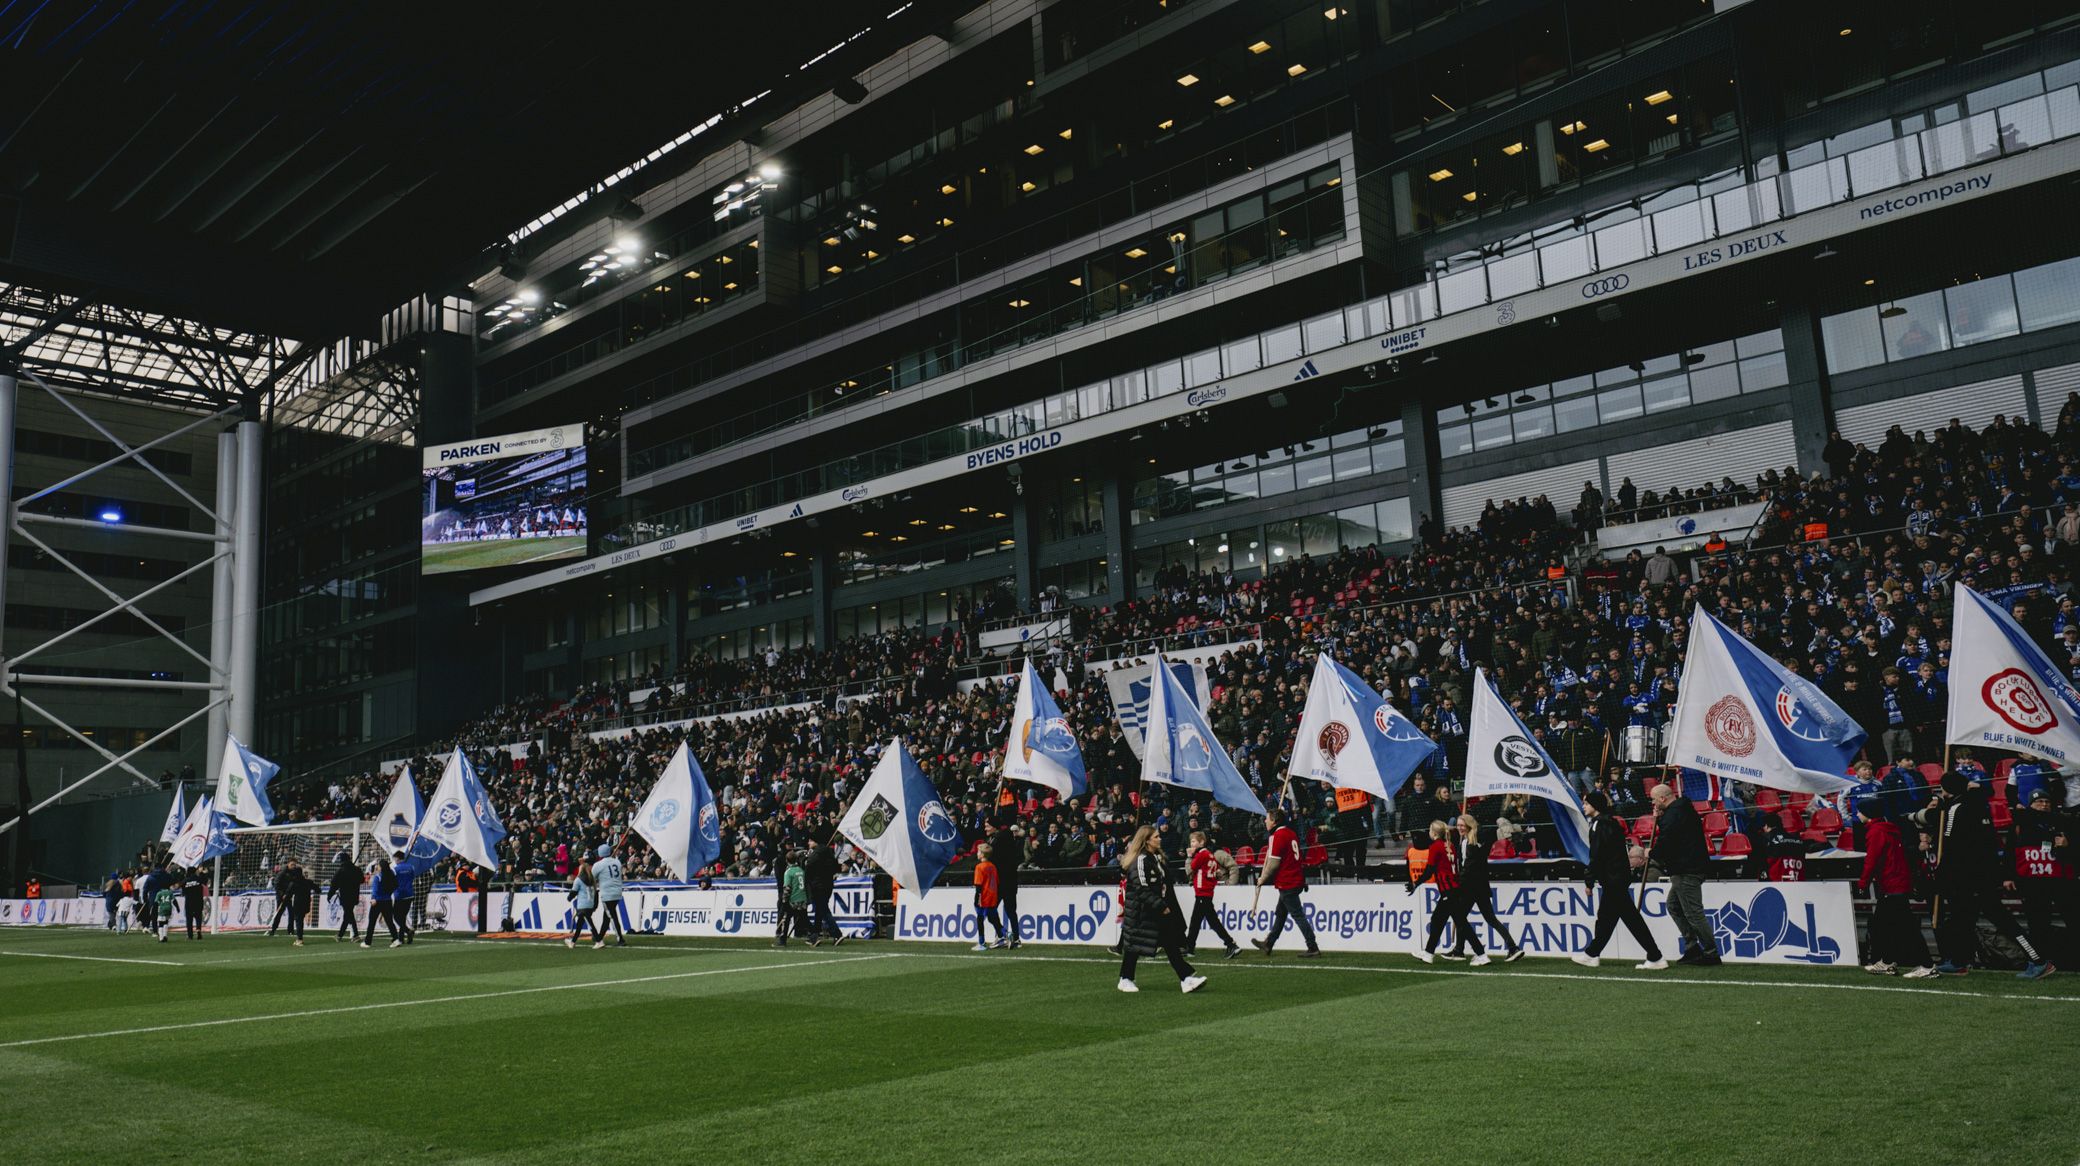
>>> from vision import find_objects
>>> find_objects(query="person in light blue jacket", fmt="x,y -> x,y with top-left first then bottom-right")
591,843 -> 628,949
565,853 -> 600,950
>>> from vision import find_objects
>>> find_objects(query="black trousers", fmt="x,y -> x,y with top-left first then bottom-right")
1425,887 -> 1485,954
1120,936 -> 1194,983
810,888 -> 841,937
183,893 -> 204,937
597,898 -> 625,940
1585,882 -> 1661,959
337,900 -> 360,939
1935,885 -> 2041,966
1448,884 -> 1520,954
999,885 -> 1020,942
268,897 -> 290,933
285,902 -> 306,939
1866,893 -> 1930,967
570,905 -> 600,943
367,900 -> 400,942
1185,898 -> 1235,951
2018,881 -> 2079,963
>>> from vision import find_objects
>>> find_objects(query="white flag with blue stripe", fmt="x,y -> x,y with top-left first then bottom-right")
1141,650 -> 1265,814
1947,581 -> 2080,766
409,750 -> 507,872
1000,656 -> 1087,798
633,742 -> 723,882
1667,608 -> 1863,795
375,767 -> 440,862
214,732 -> 279,827
157,781 -> 186,845
1463,668 -> 1592,864
1287,653 -> 1435,802
837,739 -> 963,897
1105,658 -> 1211,759
169,793 -> 239,867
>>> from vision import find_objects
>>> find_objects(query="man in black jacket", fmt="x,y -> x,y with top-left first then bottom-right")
804,836 -> 843,945
330,851 -> 364,943
990,817 -> 1023,948
1649,784 -> 1721,966
1912,772 -> 2054,978
1570,791 -> 1666,970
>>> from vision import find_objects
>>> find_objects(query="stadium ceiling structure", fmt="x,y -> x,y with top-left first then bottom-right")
0,0 -> 960,347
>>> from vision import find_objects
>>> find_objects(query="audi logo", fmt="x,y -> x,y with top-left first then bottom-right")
1580,275 -> 1630,298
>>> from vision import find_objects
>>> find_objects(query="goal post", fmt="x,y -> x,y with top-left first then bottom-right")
212,820 -> 386,935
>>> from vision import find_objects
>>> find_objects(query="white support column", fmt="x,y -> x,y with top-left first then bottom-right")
228,420 -> 262,744
206,427 -> 238,782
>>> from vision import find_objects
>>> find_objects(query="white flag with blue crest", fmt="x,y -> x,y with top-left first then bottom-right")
838,739 -> 962,897
634,742 -> 723,882
1141,650 -> 1265,814
1000,656 -> 1087,798
1667,608 -> 1863,795
158,781 -> 186,845
409,749 -> 507,872
213,733 -> 279,827
1287,652 -> 1435,802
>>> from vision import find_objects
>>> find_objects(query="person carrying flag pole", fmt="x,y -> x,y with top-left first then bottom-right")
1572,790 -> 1667,970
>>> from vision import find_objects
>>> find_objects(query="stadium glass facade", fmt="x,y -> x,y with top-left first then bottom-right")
446,0 -> 2080,705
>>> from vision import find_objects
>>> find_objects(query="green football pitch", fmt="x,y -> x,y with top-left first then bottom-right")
421,534 -> 587,574
3,928 -> 2077,1165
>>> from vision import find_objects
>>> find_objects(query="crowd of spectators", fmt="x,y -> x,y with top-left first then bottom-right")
266,408 -> 2080,905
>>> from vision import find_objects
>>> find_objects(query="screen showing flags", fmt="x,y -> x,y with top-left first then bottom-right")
1140,650 -> 1265,814
1000,657 -> 1087,798
633,742 -> 723,882
837,739 -> 963,896
1462,667 -> 1591,863
1287,652 -> 1434,802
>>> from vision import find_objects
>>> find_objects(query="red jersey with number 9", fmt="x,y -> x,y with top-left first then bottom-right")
1270,826 -> 1304,890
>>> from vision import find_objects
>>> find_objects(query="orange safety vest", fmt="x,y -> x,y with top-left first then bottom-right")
25,879 -> 41,899
1544,565 -> 1566,580
121,876 -> 135,895
1703,536 -> 1727,553
1404,845 -> 1430,883
457,866 -> 482,893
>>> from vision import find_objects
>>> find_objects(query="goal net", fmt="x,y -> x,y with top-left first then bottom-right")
210,820 -> 433,934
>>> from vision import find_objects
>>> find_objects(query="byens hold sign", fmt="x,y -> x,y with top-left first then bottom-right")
964,430 -> 1062,470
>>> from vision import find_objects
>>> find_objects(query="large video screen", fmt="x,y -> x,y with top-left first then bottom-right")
421,425 -> 587,575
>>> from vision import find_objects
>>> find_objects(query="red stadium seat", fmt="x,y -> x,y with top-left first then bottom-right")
1837,830 -> 1856,849
1992,800 -> 2013,828
1753,789 -> 1781,812
1516,837 -> 1537,857
1918,763 -> 1944,784
1703,810 -> 1729,837
1809,807 -> 1843,834
1719,832 -> 1753,856
1303,843 -> 1329,867
1489,840 -> 1515,859
1801,828 -> 1828,844
1995,757 -> 2016,779
1233,846 -> 1258,866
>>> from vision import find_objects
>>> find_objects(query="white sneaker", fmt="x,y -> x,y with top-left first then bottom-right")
1117,977 -> 1140,993
1412,950 -> 1435,964
1637,958 -> 1669,970
973,942 -> 990,952
1468,953 -> 1492,967
593,941 -> 605,950
1902,965 -> 1942,979
292,939 -> 303,947
1180,974 -> 1207,994
564,938 -> 575,949
1570,953 -> 1601,968
358,941 -> 370,949
1861,961 -> 1896,975
389,939 -> 403,949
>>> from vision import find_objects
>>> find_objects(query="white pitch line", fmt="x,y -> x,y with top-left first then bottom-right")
0,952 -> 901,1050
0,950 -> 184,967
876,949 -> 2080,1003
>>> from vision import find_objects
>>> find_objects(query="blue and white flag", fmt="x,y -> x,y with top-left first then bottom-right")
409,750 -> 507,872
374,767 -> 440,862
1000,657 -> 1087,798
169,794 -> 239,868
1287,653 -> 1435,802
837,739 -> 962,897
157,781 -> 186,845
214,732 -> 279,827
1141,650 -> 1265,814
1462,668 -> 1591,863
1668,608 -> 1863,795
633,742 -> 722,882
1105,658 -> 1212,760
1947,581 -> 2080,767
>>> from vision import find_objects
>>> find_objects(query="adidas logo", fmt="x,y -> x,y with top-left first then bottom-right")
1290,360 -> 1321,381
788,503 -> 804,518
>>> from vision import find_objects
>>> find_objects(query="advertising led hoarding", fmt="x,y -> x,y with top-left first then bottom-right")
421,425 -> 587,575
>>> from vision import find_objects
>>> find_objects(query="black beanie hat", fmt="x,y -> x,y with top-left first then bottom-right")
1940,771 -> 1970,797
1585,790 -> 1612,813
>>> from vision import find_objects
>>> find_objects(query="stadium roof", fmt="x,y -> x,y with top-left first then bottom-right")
0,0 -> 947,345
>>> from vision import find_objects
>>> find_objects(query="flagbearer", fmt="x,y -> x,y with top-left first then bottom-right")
1648,784 -> 1722,966
1250,807 -> 1321,958
592,843 -> 628,949
1571,792 -> 1667,970
330,850 -> 364,943
1410,820 -> 1488,966
1183,831 -> 1240,959
180,866 -> 208,940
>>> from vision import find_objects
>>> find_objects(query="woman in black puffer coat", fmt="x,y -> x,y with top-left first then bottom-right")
1118,825 -> 1206,994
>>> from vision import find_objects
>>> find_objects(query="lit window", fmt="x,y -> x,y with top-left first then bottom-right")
1665,113 -> 1678,125
864,249 -> 879,259
1177,73 -> 1200,87
1168,231 -> 1187,242
1560,120 -> 1586,135
1324,6 -> 1342,18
